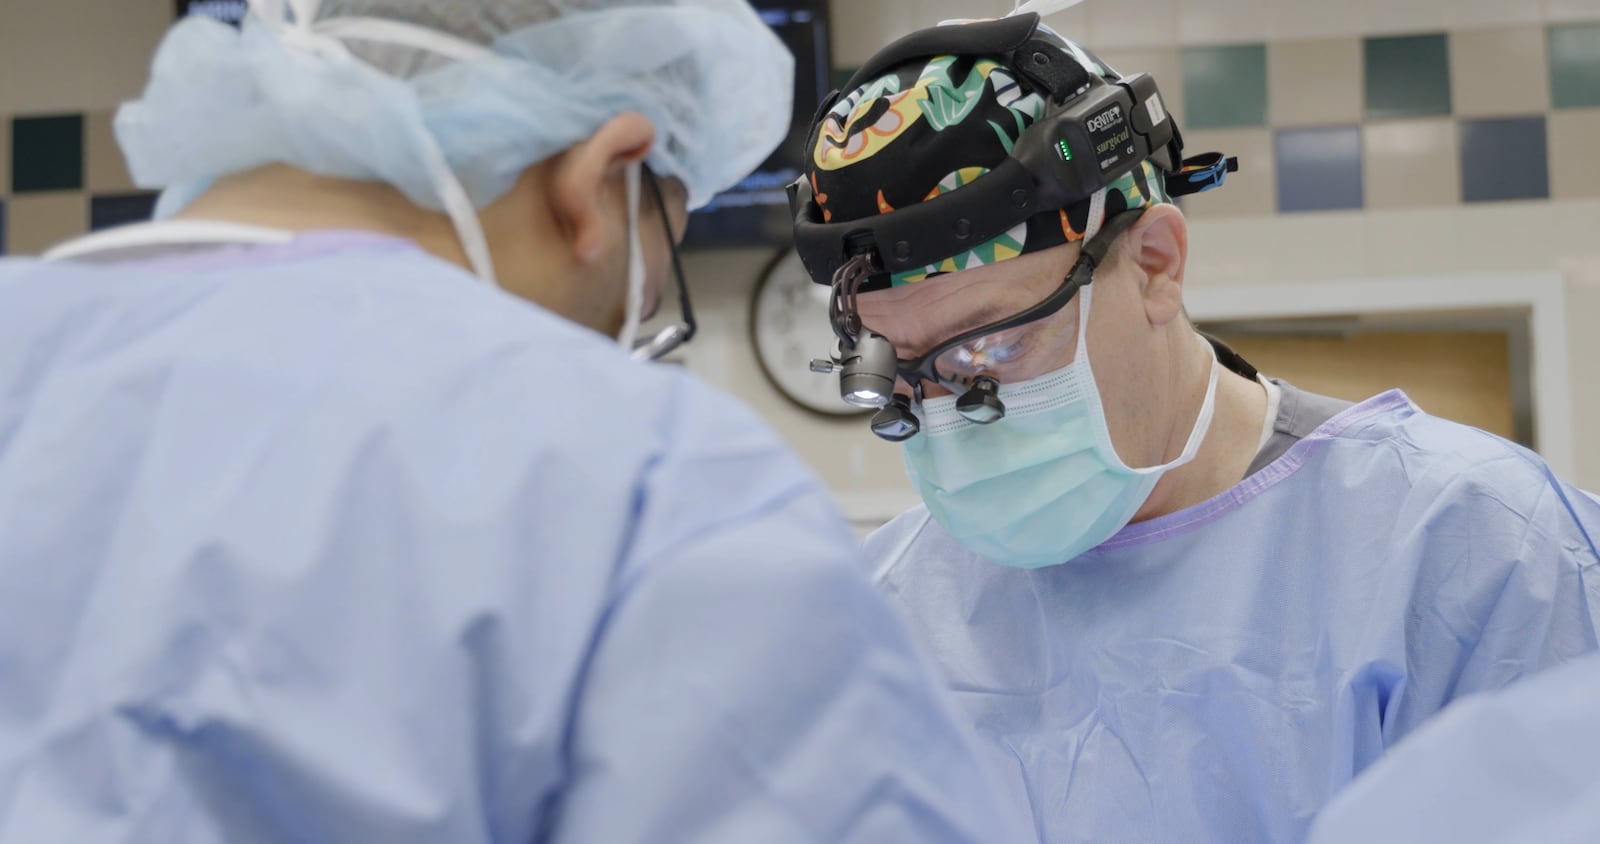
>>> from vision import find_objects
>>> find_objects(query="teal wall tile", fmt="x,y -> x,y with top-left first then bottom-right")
11,115 -> 84,194
1183,44 -> 1269,129
1460,116 -> 1549,202
1550,23 -> 1600,109
1365,34 -> 1453,119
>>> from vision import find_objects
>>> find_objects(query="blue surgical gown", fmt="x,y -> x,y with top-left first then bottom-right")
1307,652 -> 1600,843
866,392 -> 1600,843
0,232 -> 1029,843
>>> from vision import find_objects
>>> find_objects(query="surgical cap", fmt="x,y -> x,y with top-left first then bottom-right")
117,0 -> 793,214
804,19 -> 1170,289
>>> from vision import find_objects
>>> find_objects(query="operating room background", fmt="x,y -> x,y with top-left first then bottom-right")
1,0 -> 1597,533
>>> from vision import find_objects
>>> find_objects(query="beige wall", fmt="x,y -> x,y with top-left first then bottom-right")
0,0 -> 171,115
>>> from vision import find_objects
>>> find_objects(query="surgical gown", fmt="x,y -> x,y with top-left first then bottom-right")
866,391 -> 1600,843
0,232 -> 1029,844
1307,651 -> 1600,844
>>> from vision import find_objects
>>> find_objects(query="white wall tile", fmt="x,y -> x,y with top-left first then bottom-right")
1088,0 -> 1179,48
1448,0 -> 1545,28
918,0 -> 1013,24
1363,119 -> 1461,209
1563,260 -> 1600,489
1549,109 -> 1600,199
1179,128 -> 1276,217
1039,4 -> 1093,43
0,0 -> 170,115
829,0 -> 916,67
1545,0 -> 1600,24
1451,26 -> 1551,117
1361,0 -> 1452,37
1178,0 -> 1273,46
1269,38 -> 1363,126
4,193 -> 87,256
1358,207 -> 1468,276
1269,0 -> 1365,42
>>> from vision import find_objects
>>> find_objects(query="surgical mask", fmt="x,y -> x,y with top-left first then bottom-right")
903,285 -> 1221,568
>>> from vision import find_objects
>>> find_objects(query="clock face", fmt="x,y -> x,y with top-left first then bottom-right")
752,249 -> 871,417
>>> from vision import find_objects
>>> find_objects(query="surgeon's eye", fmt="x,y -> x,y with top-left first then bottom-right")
951,335 -> 1029,370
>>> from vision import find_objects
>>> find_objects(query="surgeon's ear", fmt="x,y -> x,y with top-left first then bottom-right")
549,112 -> 656,264
1127,204 -> 1188,328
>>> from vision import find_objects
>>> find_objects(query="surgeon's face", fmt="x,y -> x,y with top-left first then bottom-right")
588,168 -> 689,339
854,232 -> 1178,470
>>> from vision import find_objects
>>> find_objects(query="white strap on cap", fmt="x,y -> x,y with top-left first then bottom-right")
314,17 -> 492,63
244,0 -> 499,285
1081,186 -> 1109,244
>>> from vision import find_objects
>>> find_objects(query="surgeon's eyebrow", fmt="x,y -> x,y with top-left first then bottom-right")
887,301 -> 1024,359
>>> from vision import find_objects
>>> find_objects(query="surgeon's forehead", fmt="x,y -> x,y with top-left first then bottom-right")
856,246 -> 1077,356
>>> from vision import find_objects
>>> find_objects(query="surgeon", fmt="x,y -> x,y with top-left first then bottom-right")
1306,653 -> 1600,843
787,8 -> 1600,842
0,2 -> 1030,842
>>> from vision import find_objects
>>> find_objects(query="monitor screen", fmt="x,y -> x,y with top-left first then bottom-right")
176,0 -> 247,25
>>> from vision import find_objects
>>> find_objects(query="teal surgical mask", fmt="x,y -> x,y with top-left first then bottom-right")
903,286 -> 1220,568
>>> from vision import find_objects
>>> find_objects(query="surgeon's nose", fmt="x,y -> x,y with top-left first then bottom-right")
897,379 -> 952,401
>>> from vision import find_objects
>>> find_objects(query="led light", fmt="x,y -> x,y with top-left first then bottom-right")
845,387 -> 889,408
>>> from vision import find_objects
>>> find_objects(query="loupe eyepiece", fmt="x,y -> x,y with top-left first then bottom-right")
956,376 -> 1006,424
870,394 -> 921,441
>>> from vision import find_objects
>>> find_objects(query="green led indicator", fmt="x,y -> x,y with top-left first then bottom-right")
1057,139 -> 1073,161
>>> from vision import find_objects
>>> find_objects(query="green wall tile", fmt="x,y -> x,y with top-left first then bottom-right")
1550,23 -> 1600,109
1183,44 -> 1269,129
1365,34 -> 1453,119
11,115 -> 84,194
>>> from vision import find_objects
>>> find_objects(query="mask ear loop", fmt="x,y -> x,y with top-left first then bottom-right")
1072,187 -> 1110,366
617,161 -> 646,353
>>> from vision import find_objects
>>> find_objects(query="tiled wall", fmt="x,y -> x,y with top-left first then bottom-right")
838,13 -> 1600,219
0,0 -> 169,257
1171,23 -> 1600,217
7,3 -> 1598,255
0,112 -> 157,255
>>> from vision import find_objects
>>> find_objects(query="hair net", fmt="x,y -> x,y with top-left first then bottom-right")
116,0 -> 794,215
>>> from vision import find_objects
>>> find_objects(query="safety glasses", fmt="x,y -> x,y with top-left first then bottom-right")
631,168 -> 697,361
823,210 -> 1140,441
